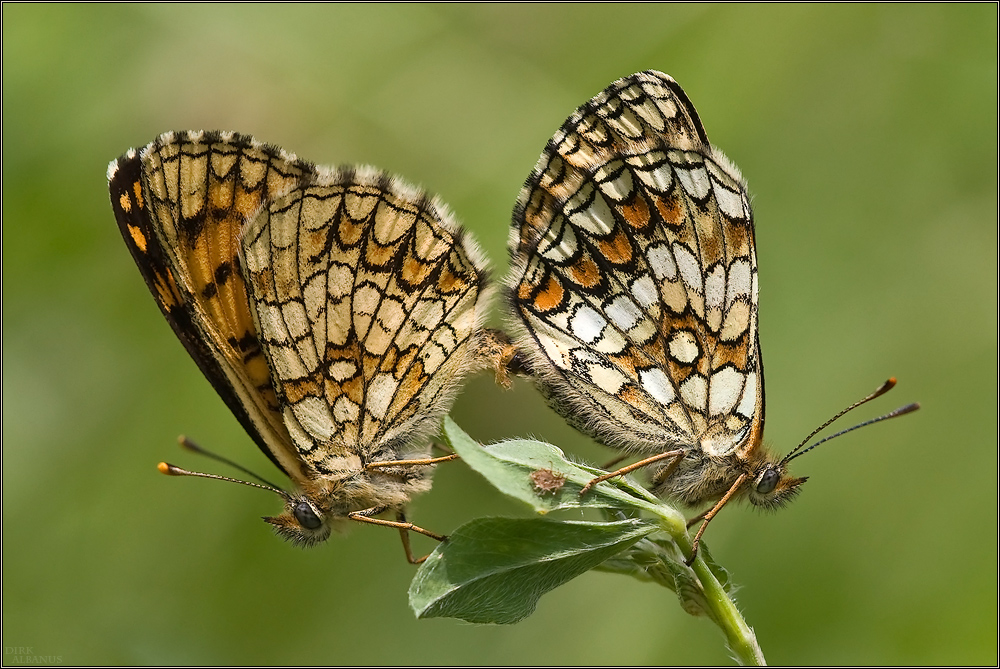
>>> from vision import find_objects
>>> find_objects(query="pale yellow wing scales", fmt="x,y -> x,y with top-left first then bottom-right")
241,169 -> 490,475
113,130 -> 492,544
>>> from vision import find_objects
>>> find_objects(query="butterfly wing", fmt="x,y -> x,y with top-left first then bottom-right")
505,71 -> 764,458
109,130 -> 314,481
239,168 -> 491,476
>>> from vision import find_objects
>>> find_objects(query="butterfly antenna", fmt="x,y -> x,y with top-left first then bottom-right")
157,461 -> 291,501
781,378 -> 919,464
783,403 -> 920,464
166,435 -> 288,493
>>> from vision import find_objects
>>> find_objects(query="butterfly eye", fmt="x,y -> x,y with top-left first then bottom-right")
293,501 -> 323,530
756,468 -> 780,495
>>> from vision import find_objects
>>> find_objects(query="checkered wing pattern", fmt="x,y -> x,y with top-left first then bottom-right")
109,131 -> 314,480
240,169 -> 490,476
110,131 -> 491,532
506,71 -> 763,459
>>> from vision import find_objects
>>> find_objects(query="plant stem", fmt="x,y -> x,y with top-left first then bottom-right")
674,534 -> 765,666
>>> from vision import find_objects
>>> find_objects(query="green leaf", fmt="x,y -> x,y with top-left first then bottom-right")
409,516 -> 659,624
441,417 -> 685,532
424,418 -> 765,664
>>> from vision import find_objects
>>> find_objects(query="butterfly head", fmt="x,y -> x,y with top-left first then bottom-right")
264,497 -> 335,547
160,438 -> 343,547
745,459 -> 808,511
746,379 -> 920,511
264,466 -> 434,546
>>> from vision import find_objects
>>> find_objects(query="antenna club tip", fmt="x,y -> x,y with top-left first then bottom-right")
158,462 -> 179,475
898,402 -> 921,415
870,377 -> 897,399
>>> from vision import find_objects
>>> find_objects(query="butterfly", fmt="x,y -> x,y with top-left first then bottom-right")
503,70 -> 917,561
109,130 -> 492,557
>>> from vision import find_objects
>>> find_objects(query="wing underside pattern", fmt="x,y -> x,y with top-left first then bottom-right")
111,131 -> 490,487
240,170 -> 490,474
506,71 -> 764,457
110,130 -> 314,478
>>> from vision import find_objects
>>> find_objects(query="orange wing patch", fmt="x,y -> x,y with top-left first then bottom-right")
505,71 -> 765,490
110,131 -> 492,546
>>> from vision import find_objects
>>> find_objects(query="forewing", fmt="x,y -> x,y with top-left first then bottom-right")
506,71 -> 763,457
109,130 -> 314,480
240,168 -> 490,475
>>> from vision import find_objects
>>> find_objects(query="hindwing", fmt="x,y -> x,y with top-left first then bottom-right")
110,130 -> 491,506
505,71 -> 764,458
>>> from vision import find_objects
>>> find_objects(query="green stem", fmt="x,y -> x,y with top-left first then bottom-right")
649,508 -> 764,664
675,534 -> 766,666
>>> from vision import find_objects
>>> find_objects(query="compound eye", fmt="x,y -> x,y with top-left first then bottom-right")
757,468 -> 780,495
293,501 -> 322,530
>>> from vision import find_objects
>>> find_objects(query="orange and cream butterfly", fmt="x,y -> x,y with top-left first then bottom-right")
504,71 -> 917,560
109,131 -> 491,558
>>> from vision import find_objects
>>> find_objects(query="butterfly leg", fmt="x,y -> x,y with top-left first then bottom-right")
685,473 -> 748,565
650,450 -> 687,488
396,512 -> 441,565
580,449 -> 685,495
347,507 -> 447,564
685,507 -> 710,528
365,453 -> 460,469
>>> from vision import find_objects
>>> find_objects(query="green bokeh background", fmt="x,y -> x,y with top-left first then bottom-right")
3,4 -> 996,665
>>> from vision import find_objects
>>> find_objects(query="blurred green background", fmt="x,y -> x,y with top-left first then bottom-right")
3,4 -> 996,665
